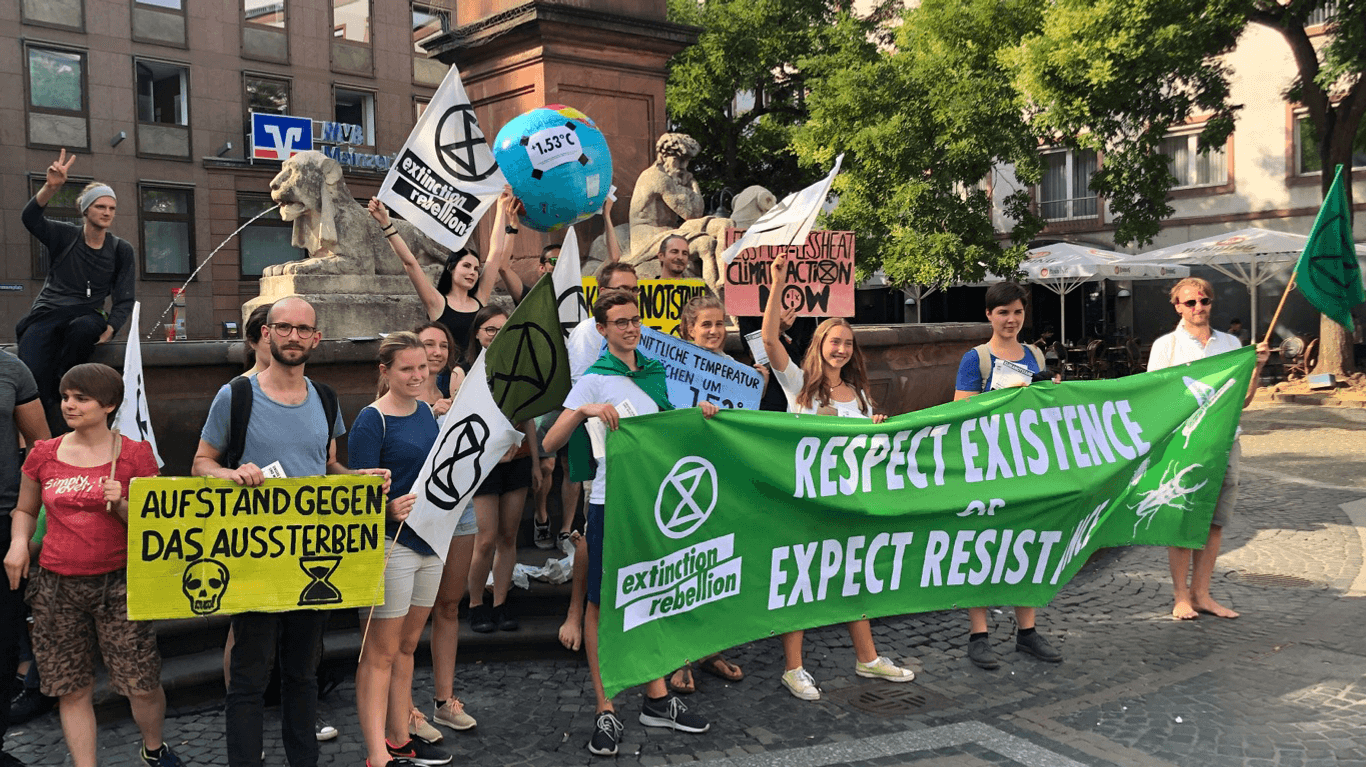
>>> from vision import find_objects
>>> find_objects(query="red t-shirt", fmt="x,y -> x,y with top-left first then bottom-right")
22,435 -> 159,576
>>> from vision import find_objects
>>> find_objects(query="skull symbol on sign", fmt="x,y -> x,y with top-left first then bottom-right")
182,559 -> 230,615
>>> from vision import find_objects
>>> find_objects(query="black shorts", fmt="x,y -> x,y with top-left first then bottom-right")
474,455 -> 533,497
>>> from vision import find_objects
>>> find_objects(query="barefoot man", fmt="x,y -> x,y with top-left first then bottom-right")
1147,277 -> 1269,620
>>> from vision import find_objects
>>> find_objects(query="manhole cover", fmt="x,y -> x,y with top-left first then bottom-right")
1227,572 -> 1323,589
824,682 -> 954,717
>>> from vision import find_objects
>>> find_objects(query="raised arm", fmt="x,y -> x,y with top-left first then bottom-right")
602,193 -> 621,264
35,149 -> 75,208
500,259 -> 525,304
761,253 -> 792,373
475,188 -> 517,305
369,198 -> 446,321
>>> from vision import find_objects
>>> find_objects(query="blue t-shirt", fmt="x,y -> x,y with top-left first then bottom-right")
955,347 -> 1042,394
349,404 -> 438,556
201,376 -> 345,478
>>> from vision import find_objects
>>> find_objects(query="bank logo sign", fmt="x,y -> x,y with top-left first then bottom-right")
251,113 -> 313,160
655,456 -> 717,539
616,534 -> 742,631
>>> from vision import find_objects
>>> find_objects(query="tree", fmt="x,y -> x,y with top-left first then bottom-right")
1007,0 -> 1364,372
795,0 -> 1047,285
665,0 -> 891,203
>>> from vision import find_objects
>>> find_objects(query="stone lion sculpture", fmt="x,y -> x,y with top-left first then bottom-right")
264,151 -> 447,276
587,134 -> 775,293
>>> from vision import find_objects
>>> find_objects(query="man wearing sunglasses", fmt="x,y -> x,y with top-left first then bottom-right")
1147,277 -> 1269,622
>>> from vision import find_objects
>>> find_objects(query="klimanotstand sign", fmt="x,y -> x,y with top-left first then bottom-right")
598,347 -> 1256,697
127,475 -> 386,620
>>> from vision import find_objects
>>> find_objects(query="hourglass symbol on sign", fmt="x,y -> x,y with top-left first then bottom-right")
298,556 -> 344,606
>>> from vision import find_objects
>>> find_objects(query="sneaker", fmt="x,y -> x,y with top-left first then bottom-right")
1016,631 -> 1063,663
432,698 -> 476,731
468,602 -> 495,634
140,744 -> 185,767
967,637 -> 1000,670
588,711 -> 623,756
780,667 -> 821,700
9,687 -> 54,724
639,694 -> 708,733
315,717 -> 338,742
366,760 -> 419,767
386,739 -> 452,766
533,517 -> 554,549
408,706 -> 442,744
855,656 -> 915,682
494,602 -> 519,632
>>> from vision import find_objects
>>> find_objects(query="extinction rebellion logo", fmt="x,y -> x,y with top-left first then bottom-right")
616,457 -> 742,631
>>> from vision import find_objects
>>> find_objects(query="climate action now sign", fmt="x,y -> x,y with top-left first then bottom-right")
127,476 -> 386,620
597,347 -> 1256,697
723,229 -> 855,317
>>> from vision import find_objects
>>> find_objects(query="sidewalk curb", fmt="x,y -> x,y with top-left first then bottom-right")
1254,390 -> 1366,408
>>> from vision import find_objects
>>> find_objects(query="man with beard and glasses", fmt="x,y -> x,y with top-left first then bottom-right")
192,297 -> 390,767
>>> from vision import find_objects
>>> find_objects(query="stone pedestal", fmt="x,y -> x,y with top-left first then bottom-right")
243,275 -> 429,338
424,1 -> 698,278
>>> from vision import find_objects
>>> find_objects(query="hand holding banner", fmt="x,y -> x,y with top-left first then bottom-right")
635,326 -> 763,410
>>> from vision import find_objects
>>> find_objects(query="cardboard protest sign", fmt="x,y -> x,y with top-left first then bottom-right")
582,278 -> 708,337
377,65 -> 507,250
723,229 -> 855,317
596,347 -> 1257,697
635,326 -> 763,410
127,475 -> 385,620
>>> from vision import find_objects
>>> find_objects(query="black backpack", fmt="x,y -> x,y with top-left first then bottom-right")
221,375 -> 339,470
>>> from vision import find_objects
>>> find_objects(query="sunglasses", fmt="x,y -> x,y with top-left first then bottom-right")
1178,297 -> 1212,308
541,257 -> 558,266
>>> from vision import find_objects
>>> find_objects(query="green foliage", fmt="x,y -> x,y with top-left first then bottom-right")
795,0 -> 1046,285
1006,0 -> 1246,246
665,0 -> 885,201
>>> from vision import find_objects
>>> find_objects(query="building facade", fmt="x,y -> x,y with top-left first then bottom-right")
1,0 -> 459,341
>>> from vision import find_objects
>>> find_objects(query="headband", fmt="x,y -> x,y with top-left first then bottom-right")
78,185 -> 116,213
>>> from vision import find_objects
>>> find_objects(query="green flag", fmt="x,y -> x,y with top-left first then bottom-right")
484,274 -> 571,424
1295,164 -> 1366,330
597,347 -> 1257,698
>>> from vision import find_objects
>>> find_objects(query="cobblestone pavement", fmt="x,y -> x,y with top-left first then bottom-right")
5,403 -> 1365,767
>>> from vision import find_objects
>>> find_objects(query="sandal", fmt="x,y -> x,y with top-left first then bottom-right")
697,653 -> 744,682
668,664 -> 695,694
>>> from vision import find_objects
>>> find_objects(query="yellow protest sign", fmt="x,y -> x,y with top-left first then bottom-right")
126,475 -> 386,620
582,278 -> 708,337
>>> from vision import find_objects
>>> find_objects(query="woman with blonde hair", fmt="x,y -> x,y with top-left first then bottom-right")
759,254 -> 916,701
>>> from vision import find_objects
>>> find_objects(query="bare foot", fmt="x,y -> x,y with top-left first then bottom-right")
1172,601 -> 1199,620
1192,598 -> 1239,619
559,614 -> 583,651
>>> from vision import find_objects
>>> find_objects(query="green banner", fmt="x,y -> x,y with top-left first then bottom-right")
599,346 -> 1255,697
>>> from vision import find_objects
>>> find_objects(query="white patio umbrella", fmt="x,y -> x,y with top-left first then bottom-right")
991,243 -> 1189,343
1136,228 -> 1366,340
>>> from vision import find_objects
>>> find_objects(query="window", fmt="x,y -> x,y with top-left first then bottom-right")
239,196 -> 303,277
333,0 -> 370,43
136,61 -> 188,125
1160,133 -> 1228,189
415,97 -> 430,121
245,0 -> 286,29
28,47 -> 85,115
137,0 -> 183,8
412,4 -> 448,53
246,75 -> 290,115
141,186 -> 195,277
334,88 -> 375,145
1039,148 -> 1098,221
27,177 -> 86,278
1296,114 -> 1366,175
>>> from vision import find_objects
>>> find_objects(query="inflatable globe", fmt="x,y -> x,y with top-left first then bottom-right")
493,105 -> 613,232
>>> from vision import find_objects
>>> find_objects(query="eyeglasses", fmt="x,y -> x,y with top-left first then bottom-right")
1178,297 -> 1212,308
542,257 -> 558,266
607,317 -> 643,330
269,322 -> 318,339
479,325 -> 504,335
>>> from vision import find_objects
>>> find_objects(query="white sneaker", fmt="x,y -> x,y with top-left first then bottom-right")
855,655 -> 915,682
781,667 -> 821,700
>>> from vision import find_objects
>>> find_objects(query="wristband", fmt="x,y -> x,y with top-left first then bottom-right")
505,225 -> 519,234
382,225 -> 397,237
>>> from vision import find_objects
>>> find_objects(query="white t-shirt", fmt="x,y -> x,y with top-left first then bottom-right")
1147,323 -> 1242,371
567,320 -> 605,381
562,372 -> 661,504
772,359 -> 873,418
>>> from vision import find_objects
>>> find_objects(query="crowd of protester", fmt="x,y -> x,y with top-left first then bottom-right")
0,154 -> 1265,766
